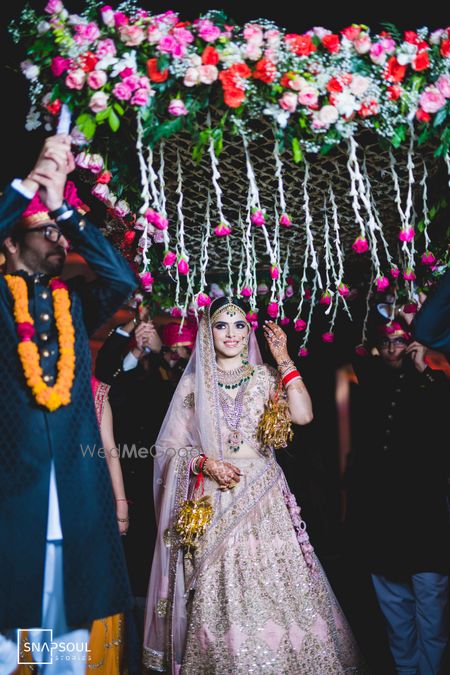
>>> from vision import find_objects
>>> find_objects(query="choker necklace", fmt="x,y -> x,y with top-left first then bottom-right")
217,363 -> 254,389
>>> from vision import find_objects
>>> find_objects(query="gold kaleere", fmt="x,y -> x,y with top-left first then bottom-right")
257,381 -> 293,449
175,495 -> 214,558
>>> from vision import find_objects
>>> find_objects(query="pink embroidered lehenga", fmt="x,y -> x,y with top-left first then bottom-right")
143,305 -> 367,674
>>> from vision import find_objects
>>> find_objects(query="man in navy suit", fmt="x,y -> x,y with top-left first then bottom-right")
0,135 -> 136,673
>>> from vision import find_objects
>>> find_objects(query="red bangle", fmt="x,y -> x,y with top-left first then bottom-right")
282,369 -> 301,386
198,455 -> 207,473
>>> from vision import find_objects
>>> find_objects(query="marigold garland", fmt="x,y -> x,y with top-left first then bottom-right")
5,274 -> 76,412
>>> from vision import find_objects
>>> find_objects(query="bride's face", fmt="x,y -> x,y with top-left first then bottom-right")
211,309 -> 249,360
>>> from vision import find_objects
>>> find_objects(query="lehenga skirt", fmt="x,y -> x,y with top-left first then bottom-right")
180,456 -> 367,674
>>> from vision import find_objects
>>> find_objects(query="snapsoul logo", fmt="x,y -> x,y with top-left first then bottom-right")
17,629 -> 90,665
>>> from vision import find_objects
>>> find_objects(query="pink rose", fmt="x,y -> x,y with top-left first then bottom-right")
390,267 -> 400,279
145,209 -> 168,230
338,283 -> 350,297
147,25 -> 163,44
158,35 -> 178,54
285,285 -> 294,298
100,6 -> 115,27
199,65 -> 218,85
294,318 -> 307,332
196,18 -> 222,42
184,67 -> 200,87
51,56 -> 71,77
17,321 -> 35,341
354,34 -> 371,54
352,235 -> 369,254
131,88 -> 150,106
320,292 -> 332,306
280,317 -> 290,326
173,27 -> 194,44
251,210 -> 266,226
140,272 -> 154,291
280,213 -> 292,226
279,91 -> 298,112
45,0 -> 63,14
322,332 -> 334,343
91,183 -> 110,202
65,69 -> 86,90
267,302 -> 279,318
240,286 -> 253,298
171,307 -> 183,318
113,82 -> 132,101
375,276 -> 390,292
243,24 -> 264,43
399,226 -> 415,242
158,252 -> 174,270
114,12 -> 128,27
355,345 -> 368,357
370,42 -> 387,65
168,99 -> 188,116
75,151 -> 91,169
436,74 -> 450,98
298,85 -> 319,108
178,258 -> 189,275
87,70 -> 107,90
421,251 -> 436,265
120,24 -> 146,46
403,268 -> 416,281
122,75 -> 140,92
270,265 -> 279,280
88,154 -> 104,174
114,200 -> 131,218
298,347 -> 309,358
419,86 -> 446,113
96,39 -> 117,59
196,292 -> 211,307
245,44 -> 263,61
214,222 -> 232,236
89,91 -> 109,112
74,22 -> 100,45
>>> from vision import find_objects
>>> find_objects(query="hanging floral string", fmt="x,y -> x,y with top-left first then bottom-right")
198,193 -> 211,297
359,272 -> 374,350
136,112 -> 152,269
208,113 -> 231,235
302,159 -> 322,289
299,275 -> 318,357
273,135 -> 289,223
279,245 -> 290,323
420,160 -> 431,252
322,199 -> 334,317
294,244 -> 310,325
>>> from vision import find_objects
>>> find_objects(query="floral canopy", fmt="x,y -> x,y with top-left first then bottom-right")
11,0 -> 450,350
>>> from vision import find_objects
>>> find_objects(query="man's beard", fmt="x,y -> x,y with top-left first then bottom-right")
20,246 -> 66,276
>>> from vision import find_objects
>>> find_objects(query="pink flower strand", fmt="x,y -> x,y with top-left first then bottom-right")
399,226 -> 415,242
352,236 -> 369,254
214,222 -> 232,236
251,210 -> 266,226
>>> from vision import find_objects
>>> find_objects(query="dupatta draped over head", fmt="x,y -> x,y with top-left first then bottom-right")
143,299 -> 262,672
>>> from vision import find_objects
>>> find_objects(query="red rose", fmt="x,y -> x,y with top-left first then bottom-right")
17,322 -> 35,342
404,30 -> 419,44
280,71 -> 294,88
253,57 -> 277,84
146,58 -> 169,83
387,85 -> 402,100
46,98 -> 62,116
124,230 -> 136,245
285,33 -> 317,56
222,86 -> 246,108
412,51 -> 430,71
202,46 -> 219,65
416,108 -> 431,123
359,99 -> 379,117
384,57 -> 407,83
440,39 -> 450,57
175,21 -> 191,28
80,51 -> 98,73
341,72 -> 353,85
97,171 -> 112,184
327,77 -> 343,93
322,33 -> 340,53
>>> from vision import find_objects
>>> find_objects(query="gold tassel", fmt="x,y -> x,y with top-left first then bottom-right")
175,495 -> 213,558
257,381 -> 293,449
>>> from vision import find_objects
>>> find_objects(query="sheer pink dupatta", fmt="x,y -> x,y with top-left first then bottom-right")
143,309 -> 261,672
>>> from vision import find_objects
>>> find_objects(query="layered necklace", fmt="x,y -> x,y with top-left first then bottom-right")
217,363 -> 254,452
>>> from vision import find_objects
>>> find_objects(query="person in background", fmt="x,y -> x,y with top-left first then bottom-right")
345,320 -> 449,675
412,270 -> 450,359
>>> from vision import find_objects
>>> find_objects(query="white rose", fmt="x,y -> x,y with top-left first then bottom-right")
335,91 -> 358,116
183,67 -> 200,87
37,21 -> 51,34
318,104 -> 339,125
189,54 -> 202,67
89,91 -> 109,113
199,65 -> 218,85
350,74 -> 370,97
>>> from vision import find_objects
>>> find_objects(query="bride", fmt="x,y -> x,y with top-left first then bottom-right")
143,297 -> 366,674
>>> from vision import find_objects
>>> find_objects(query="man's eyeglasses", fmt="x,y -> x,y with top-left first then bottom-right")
380,337 -> 408,348
24,225 -> 65,244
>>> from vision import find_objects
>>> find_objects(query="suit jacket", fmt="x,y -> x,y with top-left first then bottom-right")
0,184 -> 136,629
413,269 -> 450,358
